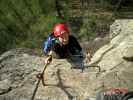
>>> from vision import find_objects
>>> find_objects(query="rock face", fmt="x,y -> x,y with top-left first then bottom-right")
0,20 -> 133,100
0,48 -> 97,100
90,20 -> 133,91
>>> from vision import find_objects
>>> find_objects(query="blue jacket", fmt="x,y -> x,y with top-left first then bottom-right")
43,33 -> 59,54
43,33 -> 82,58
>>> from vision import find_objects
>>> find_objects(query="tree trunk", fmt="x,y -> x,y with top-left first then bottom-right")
55,0 -> 64,19
115,0 -> 124,12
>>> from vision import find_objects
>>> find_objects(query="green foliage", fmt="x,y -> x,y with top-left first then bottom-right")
39,0 -> 55,14
0,0 -> 66,54
0,0 -> 133,54
79,15 -> 97,41
18,15 -> 65,49
0,30 -> 16,54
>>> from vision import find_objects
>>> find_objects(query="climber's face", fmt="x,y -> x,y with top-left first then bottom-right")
58,31 -> 69,45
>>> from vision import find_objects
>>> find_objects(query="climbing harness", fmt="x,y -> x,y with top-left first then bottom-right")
31,55 -> 52,100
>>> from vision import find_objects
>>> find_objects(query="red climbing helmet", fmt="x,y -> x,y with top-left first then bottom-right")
53,23 -> 69,37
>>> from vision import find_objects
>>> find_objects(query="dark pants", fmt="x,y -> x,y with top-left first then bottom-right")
52,51 -> 85,69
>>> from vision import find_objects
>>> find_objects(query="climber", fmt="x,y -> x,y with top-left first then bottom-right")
43,23 -> 85,69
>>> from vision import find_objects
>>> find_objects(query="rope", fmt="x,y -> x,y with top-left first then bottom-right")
31,55 -> 52,100
31,79 -> 41,100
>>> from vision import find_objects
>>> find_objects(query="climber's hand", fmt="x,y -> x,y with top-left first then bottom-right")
45,55 -> 52,64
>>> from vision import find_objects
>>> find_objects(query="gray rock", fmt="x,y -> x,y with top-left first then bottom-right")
0,49 -> 97,100
0,20 -> 133,100
89,20 -> 133,92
